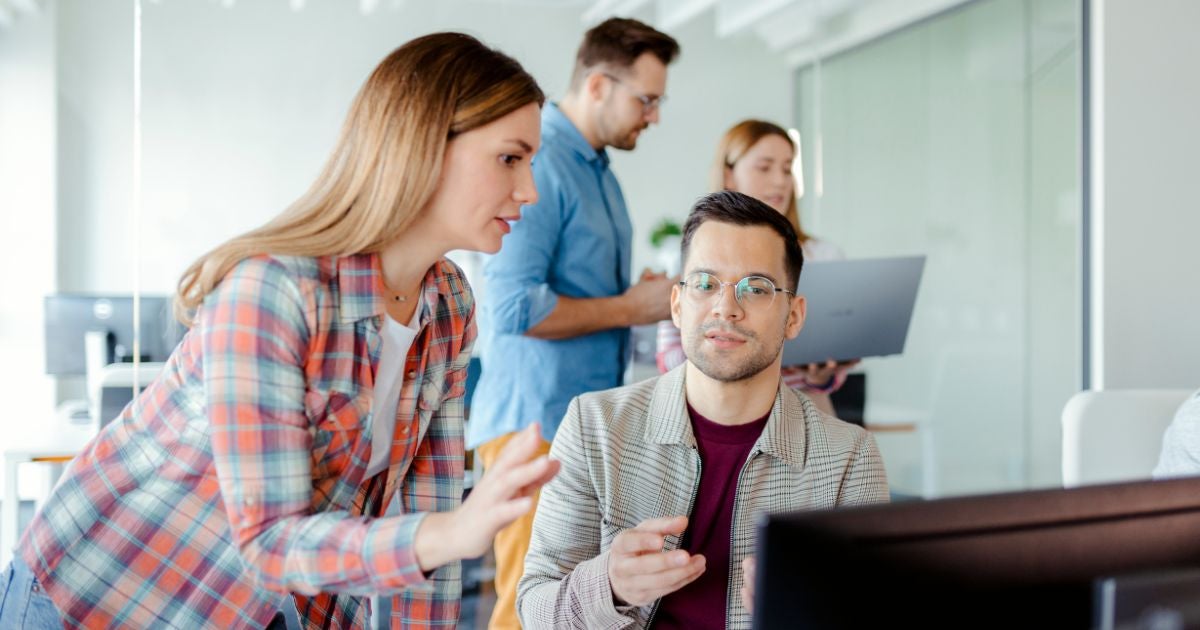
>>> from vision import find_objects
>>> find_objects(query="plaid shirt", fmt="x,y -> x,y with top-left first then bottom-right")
18,253 -> 475,629
516,366 -> 889,630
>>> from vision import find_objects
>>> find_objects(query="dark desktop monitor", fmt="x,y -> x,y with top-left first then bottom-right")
753,477 -> 1200,629
44,294 -> 186,376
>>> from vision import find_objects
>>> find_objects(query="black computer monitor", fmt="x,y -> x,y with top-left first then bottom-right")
753,477 -> 1200,629
44,294 -> 186,376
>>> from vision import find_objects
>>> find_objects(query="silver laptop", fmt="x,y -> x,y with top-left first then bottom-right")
781,256 -> 925,366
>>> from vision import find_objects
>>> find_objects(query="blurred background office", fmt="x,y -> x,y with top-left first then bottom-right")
2,0 -> 1199,623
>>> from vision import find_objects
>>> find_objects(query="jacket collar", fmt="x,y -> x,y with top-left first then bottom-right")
644,364 -> 810,468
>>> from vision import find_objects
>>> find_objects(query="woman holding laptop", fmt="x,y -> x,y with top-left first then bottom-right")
656,119 -> 856,415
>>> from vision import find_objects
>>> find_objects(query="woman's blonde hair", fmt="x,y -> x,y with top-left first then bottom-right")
710,119 -> 810,244
175,32 -> 544,324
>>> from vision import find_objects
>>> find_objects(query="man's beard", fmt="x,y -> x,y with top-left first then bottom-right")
601,117 -> 646,151
685,321 -> 782,383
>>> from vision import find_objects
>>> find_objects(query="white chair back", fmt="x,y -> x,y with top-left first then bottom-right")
1061,389 -> 1194,487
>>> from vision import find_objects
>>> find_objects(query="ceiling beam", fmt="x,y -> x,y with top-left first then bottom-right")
655,0 -> 718,31
582,0 -> 655,24
8,0 -> 39,14
753,0 -> 820,51
784,0 -> 970,66
714,0 -> 795,39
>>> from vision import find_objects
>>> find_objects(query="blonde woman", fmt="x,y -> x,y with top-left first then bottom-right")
657,119 -> 856,415
1,33 -> 557,629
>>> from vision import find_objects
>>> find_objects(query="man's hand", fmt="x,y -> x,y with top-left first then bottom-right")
740,556 -> 756,613
621,269 -> 675,326
414,424 -> 559,570
608,516 -> 705,607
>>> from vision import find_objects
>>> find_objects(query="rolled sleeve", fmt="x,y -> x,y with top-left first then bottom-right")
483,159 -> 567,335
362,512 -> 432,588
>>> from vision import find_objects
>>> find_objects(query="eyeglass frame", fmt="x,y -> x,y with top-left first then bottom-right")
677,271 -> 796,309
600,72 -> 667,112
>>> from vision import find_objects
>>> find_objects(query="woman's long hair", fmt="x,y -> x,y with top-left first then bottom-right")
175,32 -> 544,323
710,119 -> 811,245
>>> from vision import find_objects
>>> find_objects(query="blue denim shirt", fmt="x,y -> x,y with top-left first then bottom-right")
467,103 -> 633,448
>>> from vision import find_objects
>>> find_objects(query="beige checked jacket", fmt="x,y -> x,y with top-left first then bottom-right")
516,366 -> 889,630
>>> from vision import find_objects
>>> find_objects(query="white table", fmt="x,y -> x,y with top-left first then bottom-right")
2,447 -> 78,568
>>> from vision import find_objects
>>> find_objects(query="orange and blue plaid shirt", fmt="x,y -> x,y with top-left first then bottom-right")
18,252 -> 475,628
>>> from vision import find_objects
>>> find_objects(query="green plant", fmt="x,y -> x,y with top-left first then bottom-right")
649,218 -> 682,249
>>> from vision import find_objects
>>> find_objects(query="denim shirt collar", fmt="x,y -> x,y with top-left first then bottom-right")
544,102 -> 611,168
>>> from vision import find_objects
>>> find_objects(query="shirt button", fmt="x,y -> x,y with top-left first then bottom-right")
402,425 -> 410,435
406,370 -> 417,379
243,496 -> 256,506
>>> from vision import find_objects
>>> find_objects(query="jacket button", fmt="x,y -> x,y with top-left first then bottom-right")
406,370 -> 417,379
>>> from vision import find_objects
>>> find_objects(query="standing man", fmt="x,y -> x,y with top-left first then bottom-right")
468,17 -> 681,629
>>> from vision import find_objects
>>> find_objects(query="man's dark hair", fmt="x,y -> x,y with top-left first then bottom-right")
680,191 -> 805,290
570,17 -> 680,87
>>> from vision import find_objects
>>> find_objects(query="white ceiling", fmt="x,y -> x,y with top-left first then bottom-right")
0,0 -> 973,67
580,0 -> 973,67
0,0 -> 41,28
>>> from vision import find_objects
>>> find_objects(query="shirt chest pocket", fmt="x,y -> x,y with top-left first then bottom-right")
309,389 -> 366,477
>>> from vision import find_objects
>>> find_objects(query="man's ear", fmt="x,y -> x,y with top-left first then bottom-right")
585,70 -> 608,102
670,283 -> 683,329
784,294 -> 806,340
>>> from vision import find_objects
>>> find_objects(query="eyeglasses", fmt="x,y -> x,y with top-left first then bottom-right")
678,272 -> 795,309
601,72 -> 666,112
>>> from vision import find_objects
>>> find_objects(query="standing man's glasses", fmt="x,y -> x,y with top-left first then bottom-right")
678,272 -> 794,309
601,72 -> 667,112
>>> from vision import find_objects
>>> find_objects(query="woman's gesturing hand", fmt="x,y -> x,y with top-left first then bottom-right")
415,424 -> 560,570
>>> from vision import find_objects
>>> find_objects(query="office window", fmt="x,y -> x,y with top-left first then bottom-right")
794,0 -> 1081,496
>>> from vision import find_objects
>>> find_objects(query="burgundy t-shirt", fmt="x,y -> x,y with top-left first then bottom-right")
652,402 -> 769,629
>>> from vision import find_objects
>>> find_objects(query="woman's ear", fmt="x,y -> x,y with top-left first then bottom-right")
723,165 -> 736,191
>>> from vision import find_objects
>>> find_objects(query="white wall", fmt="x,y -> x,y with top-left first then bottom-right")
613,11 -> 792,274
56,0 -> 132,293
1091,0 -> 1200,390
52,0 -> 790,296
2,0 -> 789,510
0,0 -> 58,495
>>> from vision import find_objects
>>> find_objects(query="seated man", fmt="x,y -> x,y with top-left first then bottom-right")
1153,389 -> 1200,478
517,191 -> 889,629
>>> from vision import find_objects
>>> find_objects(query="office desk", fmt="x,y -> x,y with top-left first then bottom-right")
2,448 -> 77,568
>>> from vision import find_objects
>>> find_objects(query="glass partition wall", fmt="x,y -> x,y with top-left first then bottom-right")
794,0 -> 1082,497
3,0 -> 1085,590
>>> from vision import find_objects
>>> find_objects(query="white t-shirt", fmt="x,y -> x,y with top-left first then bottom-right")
366,308 -> 421,478
1153,389 -> 1200,479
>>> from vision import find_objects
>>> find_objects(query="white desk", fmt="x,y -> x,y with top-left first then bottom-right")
2,447 -> 80,568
